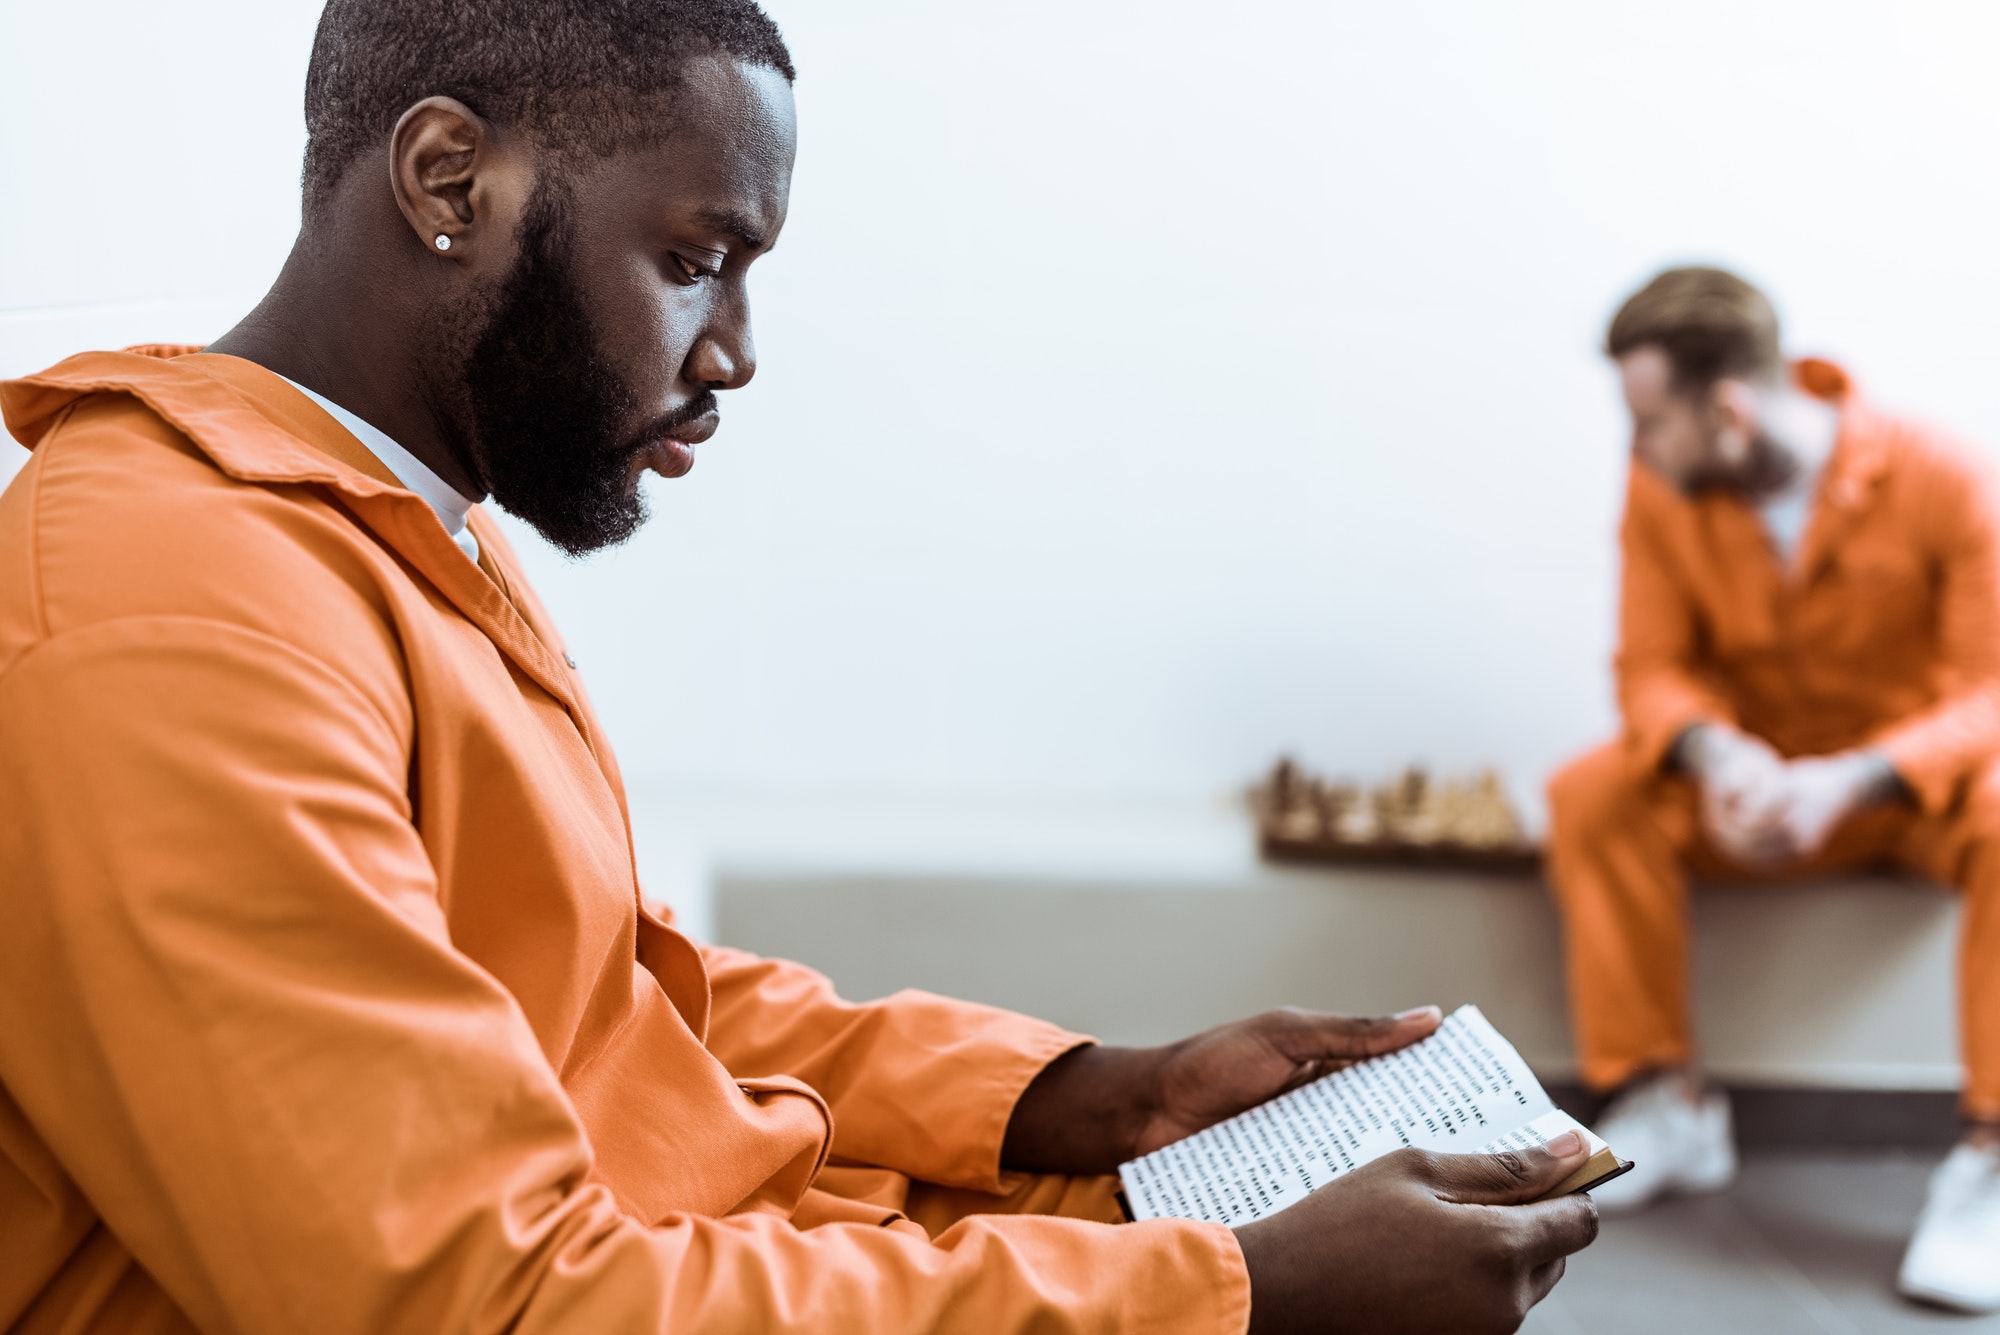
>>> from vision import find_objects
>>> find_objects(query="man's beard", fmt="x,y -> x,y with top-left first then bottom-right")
446,178 -> 713,556
1683,426 -> 1796,498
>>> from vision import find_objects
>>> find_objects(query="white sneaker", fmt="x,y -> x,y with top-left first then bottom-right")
1899,1143 -> 2000,1313
1585,1073 -> 1736,1215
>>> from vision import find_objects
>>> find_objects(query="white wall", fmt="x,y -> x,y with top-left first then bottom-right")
9,1 -> 2000,825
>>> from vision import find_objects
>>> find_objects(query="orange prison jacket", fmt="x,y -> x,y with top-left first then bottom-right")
1615,359 -> 2000,811
0,348 -> 1249,1334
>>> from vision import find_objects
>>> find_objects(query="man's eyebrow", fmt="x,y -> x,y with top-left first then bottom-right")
694,208 -> 769,250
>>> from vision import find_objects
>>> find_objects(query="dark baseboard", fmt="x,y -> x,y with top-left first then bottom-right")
1540,1080 -> 1962,1150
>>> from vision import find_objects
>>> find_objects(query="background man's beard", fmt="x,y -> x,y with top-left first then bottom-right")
456,180 -> 650,557
1685,428 -> 1795,498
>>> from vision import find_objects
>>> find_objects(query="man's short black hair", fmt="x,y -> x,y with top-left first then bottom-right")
302,0 -> 794,214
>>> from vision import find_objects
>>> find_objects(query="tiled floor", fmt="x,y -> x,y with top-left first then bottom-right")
1522,1151 -> 2000,1334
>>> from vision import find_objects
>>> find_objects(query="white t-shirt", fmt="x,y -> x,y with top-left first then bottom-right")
1753,395 -> 1841,567
281,376 -> 482,564
1758,464 -> 1820,563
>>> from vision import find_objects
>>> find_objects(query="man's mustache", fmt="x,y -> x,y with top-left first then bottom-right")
623,391 -> 719,455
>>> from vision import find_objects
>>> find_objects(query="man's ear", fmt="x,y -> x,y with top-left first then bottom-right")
388,96 -> 509,261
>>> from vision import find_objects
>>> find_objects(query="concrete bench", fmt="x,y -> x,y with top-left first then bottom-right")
632,787 -> 1962,1094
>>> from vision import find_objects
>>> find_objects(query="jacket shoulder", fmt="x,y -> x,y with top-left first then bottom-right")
1874,412 -> 2000,532
0,392 -> 410,713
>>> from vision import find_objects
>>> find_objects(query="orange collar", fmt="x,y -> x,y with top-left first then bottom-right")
3,345 -> 403,494
1,345 -> 582,715
1792,357 -> 1891,512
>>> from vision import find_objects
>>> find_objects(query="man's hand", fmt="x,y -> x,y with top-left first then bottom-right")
1772,751 -> 1903,857
1134,1004 -> 1446,1156
1677,724 -> 1907,864
1677,723 -> 1791,862
1002,1007 -> 1443,1174
1234,1136 -> 1601,1335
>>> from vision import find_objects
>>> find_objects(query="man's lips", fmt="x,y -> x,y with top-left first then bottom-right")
635,411 -> 718,480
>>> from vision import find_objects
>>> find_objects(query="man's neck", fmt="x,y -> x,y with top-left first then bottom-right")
206,230 -> 486,500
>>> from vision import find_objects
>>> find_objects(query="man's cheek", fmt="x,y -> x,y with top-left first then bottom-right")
628,294 -> 695,388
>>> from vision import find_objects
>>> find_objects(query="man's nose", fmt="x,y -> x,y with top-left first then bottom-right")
685,319 -> 757,392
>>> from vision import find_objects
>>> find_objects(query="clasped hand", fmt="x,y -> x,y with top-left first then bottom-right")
1679,724 -> 1898,864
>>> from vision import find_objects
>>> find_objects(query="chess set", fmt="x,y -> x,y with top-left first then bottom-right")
1251,757 -> 1542,871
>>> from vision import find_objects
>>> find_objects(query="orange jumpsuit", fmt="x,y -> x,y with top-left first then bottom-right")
1547,359 -> 2000,1118
0,348 -> 1249,1333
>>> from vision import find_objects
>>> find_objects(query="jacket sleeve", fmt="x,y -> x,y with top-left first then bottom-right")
0,618 -> 1248,1335
1614,468 -> 1737,770
1870,453 -> 2000,812
699,944 -> 1089,1192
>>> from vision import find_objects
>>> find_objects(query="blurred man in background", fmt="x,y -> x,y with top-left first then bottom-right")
1546,265 -> 2000,1310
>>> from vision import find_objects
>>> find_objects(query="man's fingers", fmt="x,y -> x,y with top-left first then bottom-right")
1507,1195 -> 1601,1266
1707,802 -> 1797,864
1716,784 -> 1787,829
1718,831 -> 1792,866
1419,1134 -> 1593,1206
1526,1255 -> 1568,1309
1259,1005 -> 1444,1063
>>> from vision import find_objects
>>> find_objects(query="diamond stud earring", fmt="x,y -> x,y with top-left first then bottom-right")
435,234 -> 452,252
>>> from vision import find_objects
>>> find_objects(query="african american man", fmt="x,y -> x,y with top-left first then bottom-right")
0,3 -> 1598,1332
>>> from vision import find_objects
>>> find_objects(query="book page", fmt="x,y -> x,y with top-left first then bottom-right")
1119,1005 -> 1558,1226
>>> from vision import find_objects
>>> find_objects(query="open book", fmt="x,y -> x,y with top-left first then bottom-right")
1118,1005 -> 1630,1225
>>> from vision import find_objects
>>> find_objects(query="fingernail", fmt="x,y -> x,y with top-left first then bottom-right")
1394,1006 -> 1443,1022
1546,1130 -> 1584,1156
